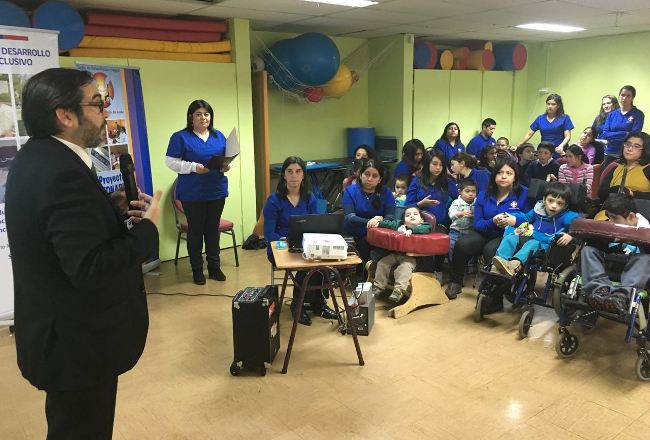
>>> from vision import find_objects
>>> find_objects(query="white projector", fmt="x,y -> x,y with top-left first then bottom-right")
302,233 -> 348,260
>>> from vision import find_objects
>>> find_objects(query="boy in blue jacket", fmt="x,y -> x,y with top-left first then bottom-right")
492,182 -> 580,276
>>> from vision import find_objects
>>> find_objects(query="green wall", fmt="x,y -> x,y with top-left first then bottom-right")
413,69 -> 525,148
60,19 -> 254,263
251,31 -> 369,163
523,32 -> 650,142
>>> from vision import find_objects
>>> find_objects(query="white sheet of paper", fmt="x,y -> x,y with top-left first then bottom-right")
225,127 -> 240,157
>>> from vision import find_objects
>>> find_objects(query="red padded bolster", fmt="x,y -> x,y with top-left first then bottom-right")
84,25 -> 222,42
570,218 -> 650,247
86,12 -> 228,32
367,228 -> 450,255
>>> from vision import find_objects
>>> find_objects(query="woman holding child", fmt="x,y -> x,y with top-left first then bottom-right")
263,156 -> 337,326
445,158 -> 530,301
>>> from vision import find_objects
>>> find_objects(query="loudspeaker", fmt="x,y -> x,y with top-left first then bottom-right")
375,135 -> 398,161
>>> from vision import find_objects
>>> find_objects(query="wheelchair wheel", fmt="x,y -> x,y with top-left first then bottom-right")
474,293 -> 486,323
555,330 -> 579,359
635,354 -> 650,381
229,361 -> 241,376
518,309 -> 534,339
552,265 -> 577,318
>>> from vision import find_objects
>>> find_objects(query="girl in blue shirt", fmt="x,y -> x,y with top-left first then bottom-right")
393,139 -> 425,178
407,149 -> 458,226
343,159 -> 395,264
599,85 -> 645,167
433,122 -> 465,167
449,152 -> 490,194
166,99 -> 231,285
520,93 -> 574,158
263,156 -> 336,326
446,158 -> 529,304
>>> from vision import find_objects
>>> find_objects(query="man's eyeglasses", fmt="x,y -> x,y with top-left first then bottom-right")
623,141 -> 643,150
80,102 -> 105,114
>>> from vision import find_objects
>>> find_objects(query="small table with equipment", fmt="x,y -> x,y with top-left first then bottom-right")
271,242 -> 364,374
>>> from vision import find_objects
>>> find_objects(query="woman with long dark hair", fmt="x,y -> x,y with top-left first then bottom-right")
599,85 -> 645,167
263,156 -> 337,326
445,158 -> 530,303
520,93 -> 574,157
598,131 -> 650,202
166,99 -> 231,285
433,122 -> 464,167
393,139 -> 425,177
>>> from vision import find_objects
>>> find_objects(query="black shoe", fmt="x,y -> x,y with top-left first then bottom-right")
445,282 -> 461,300
587,286 -> 610,310
603,291 -> 628,314
192,269 -> 206,285
292,307 -> 312,326
315,304 -> 338,320
208,266 -> 226,281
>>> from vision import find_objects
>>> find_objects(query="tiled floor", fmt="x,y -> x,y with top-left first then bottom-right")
1,248 -> 649,439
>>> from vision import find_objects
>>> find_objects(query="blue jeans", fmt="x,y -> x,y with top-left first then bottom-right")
449,229 -> 469,262
496,234 -> 548,265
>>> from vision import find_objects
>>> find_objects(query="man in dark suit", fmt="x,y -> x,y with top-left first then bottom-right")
5,68 -> 161,439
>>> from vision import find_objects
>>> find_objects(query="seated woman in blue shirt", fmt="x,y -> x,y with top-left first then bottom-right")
433,122 -> 465,167
406,149 -> 458,227
165,99 -> 231,285
446,158 -> 530,305
393,139 -> 425,178
263,156 -> 337,326
450,152 -> 490,194
520,93 -> 574,158
343,159 -> 395,266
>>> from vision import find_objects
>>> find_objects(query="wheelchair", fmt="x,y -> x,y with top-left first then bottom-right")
474,237 -> 577,340
553,218 -> 650,381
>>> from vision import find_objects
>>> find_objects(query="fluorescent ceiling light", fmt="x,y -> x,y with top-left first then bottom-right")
303,0 -> 378,7
516,23 -> 585,33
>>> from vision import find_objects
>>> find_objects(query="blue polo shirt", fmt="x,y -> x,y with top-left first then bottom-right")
393,160 -> 416,178
263,192 -> 317,256
466,133 -> 496,157
466,168 -> 490,194
342,184 -> 395,237
406,177 -> 458,225
433,138 -> 465,167
166,128 -> 228,201
473,187 -> 530,239
530,114 -> 574,148
601,106 -> 645,156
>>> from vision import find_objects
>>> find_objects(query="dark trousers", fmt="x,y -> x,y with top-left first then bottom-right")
449,230 -> 502,284
45,377 -> 118,440
581,246 -> 650,295
182,199 -> 226,270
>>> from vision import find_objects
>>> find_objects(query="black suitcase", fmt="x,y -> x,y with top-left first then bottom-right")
230,285 -> 280,376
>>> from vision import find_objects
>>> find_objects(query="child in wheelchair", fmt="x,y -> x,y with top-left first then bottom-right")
370,206 -> 432,302
581,192 -> 650,314
491,182 -> 580,277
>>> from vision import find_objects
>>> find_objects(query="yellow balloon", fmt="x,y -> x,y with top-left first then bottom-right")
322,64 -> 352,98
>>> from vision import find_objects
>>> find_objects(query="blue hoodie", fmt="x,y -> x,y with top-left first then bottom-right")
512,200 -> 580,244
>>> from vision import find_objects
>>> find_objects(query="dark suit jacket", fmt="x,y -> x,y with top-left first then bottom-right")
5,137 -> 159,391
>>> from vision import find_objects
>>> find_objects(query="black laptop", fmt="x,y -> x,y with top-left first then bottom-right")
287,213 -> 344,252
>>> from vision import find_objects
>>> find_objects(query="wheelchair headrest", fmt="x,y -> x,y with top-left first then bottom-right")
570,218 -> 650,248
527,179 -> 585,210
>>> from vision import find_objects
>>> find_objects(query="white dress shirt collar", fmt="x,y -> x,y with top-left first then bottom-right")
52,135 -> 93,169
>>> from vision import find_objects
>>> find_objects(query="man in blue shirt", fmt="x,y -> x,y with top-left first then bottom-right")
466,118 -> 496,158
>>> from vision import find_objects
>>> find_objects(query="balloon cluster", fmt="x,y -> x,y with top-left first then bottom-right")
262,32 -> 358,103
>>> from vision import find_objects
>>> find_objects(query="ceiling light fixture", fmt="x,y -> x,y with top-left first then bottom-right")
304,0 -> 379,7
516,23 -> 585,33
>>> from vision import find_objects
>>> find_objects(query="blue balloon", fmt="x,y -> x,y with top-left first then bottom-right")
265,39 -> 300,91
32,1 -> 84,51
0,0 -> 30,28
291,33 -> 340,86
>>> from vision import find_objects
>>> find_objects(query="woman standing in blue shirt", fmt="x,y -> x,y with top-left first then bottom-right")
263,156 -> 337,326
599,85 -> 645,167
393,139 -> 425,178
433,122 -> 465,167
520,93 -> 574,157
166,99 -> 231,285
343,159 -> 395,264
446,158 -> 529,303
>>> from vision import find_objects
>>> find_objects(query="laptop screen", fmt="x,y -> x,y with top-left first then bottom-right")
287,213 -> 344,251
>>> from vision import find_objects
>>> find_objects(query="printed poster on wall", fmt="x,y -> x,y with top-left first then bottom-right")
0,26 -> 59,323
